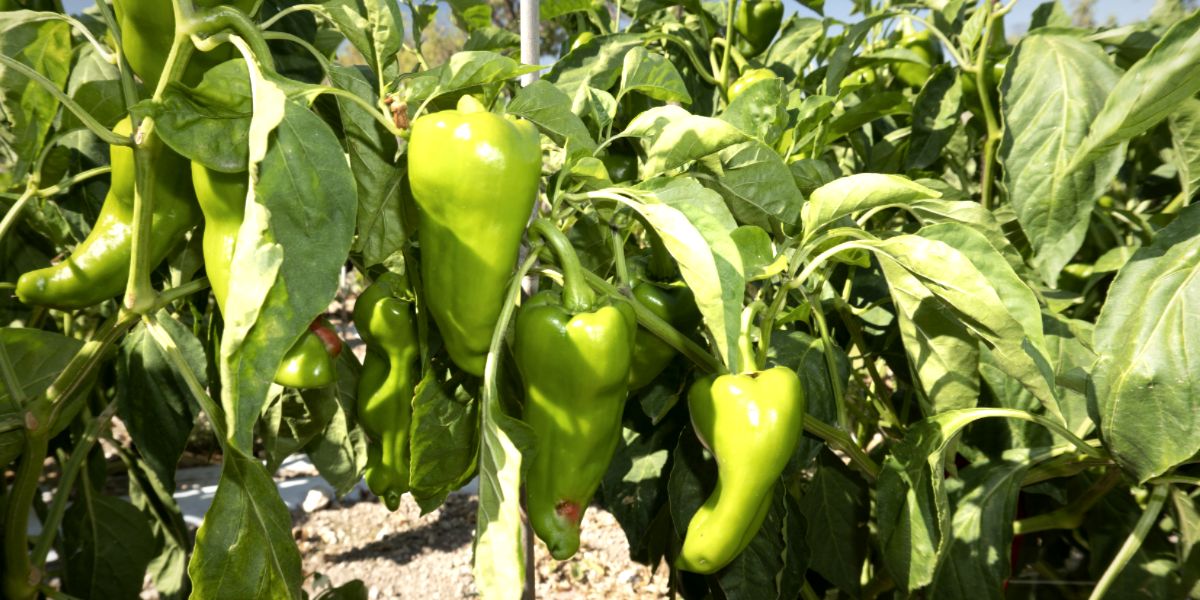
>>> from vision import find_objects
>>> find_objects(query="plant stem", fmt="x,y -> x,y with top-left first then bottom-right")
0,55 -> 128,147
738,301 -> 764,373
529,219 -> 595,312
3,434 -> 49,600
719,0 -> 738,95
143,313 -> 229,442
1013,468 -> 1120,535
805,416 -> 879,480
976,0 -> 1002,210
0,184 -> 36,248
1087,485 -> 1169,600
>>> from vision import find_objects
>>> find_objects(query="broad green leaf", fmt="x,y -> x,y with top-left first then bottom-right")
929,452 -> 1034,598
907,65 -> 962,170
765,18 -> 824,77
146,59 -> 253,173
540,0 -> 591,18
706,141 -> 803,226
546,33 -> 643,99
322,0 -> 403,78
642,113 -> 750,176
801,173 -> 941,237
443,0 -> 491,31
63,494 -> 157,599
330,65 -> 405,268
619,46 -> 691,105
303,351 -> 367,498
1070,9 -> 1200,171
1091,205 -> 1200,482
125,451 -> 191,599
221,99 -> 357,451
721,77 -> 788,146
507,79 -> 598,157
713,485 -> 809,600
625,177 -> 745,371
0,328 -> 83,467
404,51 -> 540,107
731,225 -> 786,282
600,424 -> 676,562
797,450 -> 869,594
999,33 -> 1122,286
0,13 -> 70,190
408,365 -> 480,513
1169,98 -> 1200,203
189,450 -> 303,599
907,199 -> 1032,279
116,312 -> 203,490
572,85 -> 617,135
826,92 -> 911,139
1029,1 -> 1072,30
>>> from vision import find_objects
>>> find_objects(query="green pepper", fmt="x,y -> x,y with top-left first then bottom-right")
733,0 -> 783,58
191,162 -> 341,388
16,117 -> 200,309
112,0 -> 257,90
627,280 -> 699,390
600,151 -> 637,183
353,272 -> 418,511
727,67 -> 778,102
677,366 -> 805,573
408,95 -> 542,376
894,27 -> 943,88
516,219 -> 636,560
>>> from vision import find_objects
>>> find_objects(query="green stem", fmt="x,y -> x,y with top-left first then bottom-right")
528,218 -> 595,312
0,184 -> 36,246
975,0 -> 1002,210
41,312 -> 140,430
143,313 -> 229,443
719,0 -> 738,94
643,32 -> 721,87
644,225 -> 678,281
805,416 -> 879,480
802,287 -> 849,430
30,400 -> 120,568
611,226 -> 630,287
3,434 -> 49,600
583,270 -> 724,374
35,166 -> 112,198
739,301 -> 764,373
1087,485 -> 1169,600
258,2 -> 322,30
187,5 -> 277,72
0,55 -> 127,146
1013,469 -> 1120,535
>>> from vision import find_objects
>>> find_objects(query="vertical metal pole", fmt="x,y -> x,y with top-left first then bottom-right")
519,0 -> 540,85
519,1 -> 539,598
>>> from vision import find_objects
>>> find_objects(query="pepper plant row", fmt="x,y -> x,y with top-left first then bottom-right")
1,0 -> 1199,599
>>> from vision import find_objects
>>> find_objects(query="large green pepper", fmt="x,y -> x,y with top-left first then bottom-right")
191,162 -> 340,388
408,95 -> 542,375
112,0 -> 257,89
516,219 -> 636,559
353,272 -> 418,511
733,0 -> 783,58
677,366 -> 805,573
894,27 -> 943,88
16,117 -> 200,309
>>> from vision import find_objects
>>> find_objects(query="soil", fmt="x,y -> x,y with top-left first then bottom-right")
295,492 -> 672,599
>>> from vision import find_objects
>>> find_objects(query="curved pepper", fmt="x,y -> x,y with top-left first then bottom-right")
112,0 -> 257,89
627,280 -> 699,390
353,272 -> 418,511
191,162 -> 341,388
733,0 -> 783,58
16,117 -> 200,309
408,95 -> 542,375
516,219 -> 636,560
677,366 -> 805,573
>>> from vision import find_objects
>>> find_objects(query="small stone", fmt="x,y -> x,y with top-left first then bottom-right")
302,489 -> 332,513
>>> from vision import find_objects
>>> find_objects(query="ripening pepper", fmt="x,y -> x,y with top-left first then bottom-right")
112,0 -> 258,89
677,366 -> 805,573
516,219 -> 637,560
353,272 -> 418,511
191,162 -> 341,388
733,0 -> 783,58
408,95 -> 542,375
16,117 -> 200,309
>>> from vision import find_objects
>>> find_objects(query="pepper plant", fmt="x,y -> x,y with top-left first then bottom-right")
2,0 -> 1200,598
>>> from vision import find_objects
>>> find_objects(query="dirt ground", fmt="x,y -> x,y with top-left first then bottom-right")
295,491 -> 672,599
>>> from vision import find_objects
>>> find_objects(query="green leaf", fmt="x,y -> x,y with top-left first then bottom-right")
721,77 -> 788,146
0,12 -> 70,190
125,449 -> 192,599
0,328 -> 83,467
619,46 -> 692,105
801,173 -> 941,237
765,18 -> 824,77
303,351 -> 367,497
540,0 -> 593,19
404,51 -> 540,107
546,33 -> 644,99
329,65 -> 405,267
221,99 -> 357,452
797,451 -> 869,594
999,33 -> 1122,286
1168,97 -> 1200,203
713,485 -> 809,599
642,112 -> 750,176
408,366 -> 480,513
600,424 -> 677,562
1070,9 -> 1200,172
731,225 -> 785,282
189,450 -> 304,598
1091,205 -> 1200,482
907,65 -> 962,170
706,141 -> 803,226
507,79 -> 598,157
625,177 -> 745,371
443,0 -> 492,31
322,0 -> 404,78
63,494 -> 157,599
116,312 -> 203,490
146,59 -> 253,173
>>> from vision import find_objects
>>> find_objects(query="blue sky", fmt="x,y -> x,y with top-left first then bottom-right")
62,0 -> 1156,33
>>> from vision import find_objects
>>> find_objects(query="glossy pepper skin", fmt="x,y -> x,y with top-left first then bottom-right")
353,272 -> 418,511
16,117 -> 200,309
727,67 -> 778,102
733,0 -> 783,58
677,367 -> 805,573
894,28 -> 943,88
516,219 -> 637,560
408,95 -> 541,375
627,280 -> 699,390
112,0 -> 257,89
191,162 -> 341,388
